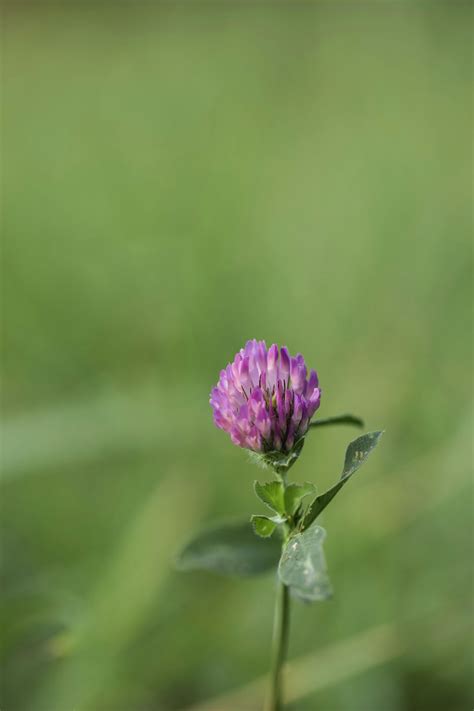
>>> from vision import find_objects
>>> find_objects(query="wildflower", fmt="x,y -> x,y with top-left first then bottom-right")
210,340 -> 321,454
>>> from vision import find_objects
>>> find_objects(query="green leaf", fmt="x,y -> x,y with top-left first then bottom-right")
342,430 -> 383,476
284,482 -> 316,517
254,480 -> 285,515
278,525 -> 332,602
309,414 -> 364,429
251,514 -> 285,538
301,431 -> 384,531
176,519 -> 281,577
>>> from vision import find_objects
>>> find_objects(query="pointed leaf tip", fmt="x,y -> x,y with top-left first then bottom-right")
342,430 -> 384,479
301,429 -> 384,530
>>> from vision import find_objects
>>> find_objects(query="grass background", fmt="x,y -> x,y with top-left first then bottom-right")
1,2 -> 472,710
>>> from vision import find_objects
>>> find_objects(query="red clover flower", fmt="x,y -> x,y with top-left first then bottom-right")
179,338 -> 383,711
210,340 -> 321,454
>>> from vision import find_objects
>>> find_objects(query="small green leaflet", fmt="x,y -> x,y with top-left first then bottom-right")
301,431 -> 384,531
251,514 -> 285,538
284,482 -> 316,517
278,525 -> 332,602
254,480 -> 285,516
176,520 -> 281,577
254,480 -> 316,521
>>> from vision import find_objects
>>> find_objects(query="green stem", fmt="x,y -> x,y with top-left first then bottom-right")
309,413 -> 364,429
265,580 -> 290,711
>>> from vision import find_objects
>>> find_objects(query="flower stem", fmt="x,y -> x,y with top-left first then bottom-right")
265,579 -> 290,711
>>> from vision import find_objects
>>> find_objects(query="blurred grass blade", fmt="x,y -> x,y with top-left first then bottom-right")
33,475 -> 206,711
0,383 -> 205,480
183,622 -> 403,710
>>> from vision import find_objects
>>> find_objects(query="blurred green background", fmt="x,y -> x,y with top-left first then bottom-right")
1,2 -> 472,710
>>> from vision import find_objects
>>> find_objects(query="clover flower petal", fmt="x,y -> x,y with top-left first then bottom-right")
210,340 -> 321,453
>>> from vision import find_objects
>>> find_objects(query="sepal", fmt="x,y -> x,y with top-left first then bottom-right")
249,436 -> 306,475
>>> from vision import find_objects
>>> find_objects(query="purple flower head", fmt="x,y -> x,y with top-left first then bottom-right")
210,340 -> 321,456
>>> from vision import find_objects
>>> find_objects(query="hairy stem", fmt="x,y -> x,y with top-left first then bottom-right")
265,577 -> 290,711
